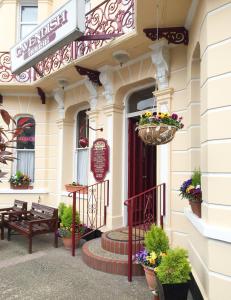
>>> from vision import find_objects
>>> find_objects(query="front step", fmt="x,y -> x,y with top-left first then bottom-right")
82,238 -> 144,276
101,227 -> 145,255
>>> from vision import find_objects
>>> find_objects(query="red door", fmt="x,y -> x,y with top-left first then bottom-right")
128,118 -> 156,223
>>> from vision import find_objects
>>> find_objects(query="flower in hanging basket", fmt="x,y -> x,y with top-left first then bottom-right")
179,169 -> 202,217
137,111 -> 184,145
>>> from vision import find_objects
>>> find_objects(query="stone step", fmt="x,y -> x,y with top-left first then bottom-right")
82,238 -> 144,276
101,227 -> 145,255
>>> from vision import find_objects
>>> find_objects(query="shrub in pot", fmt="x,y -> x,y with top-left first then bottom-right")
155,248 -> 191,300
136,225 -> 169,291
58,203 -> 85,250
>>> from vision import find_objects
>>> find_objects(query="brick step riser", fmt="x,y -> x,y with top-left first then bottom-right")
82,242 -> 144,276
101,233 -> 144,255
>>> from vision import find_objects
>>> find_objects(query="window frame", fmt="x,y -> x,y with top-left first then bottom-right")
74,107 -> 90,185
17,0 -> 38,41
13,114 -> 36,183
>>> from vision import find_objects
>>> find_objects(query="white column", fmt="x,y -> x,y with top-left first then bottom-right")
103,104 -> 124,229
153,88 -> 174,235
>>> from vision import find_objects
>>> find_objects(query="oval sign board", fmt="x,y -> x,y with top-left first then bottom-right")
91,139 -> 109,182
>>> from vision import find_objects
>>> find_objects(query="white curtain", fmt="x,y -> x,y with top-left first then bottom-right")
76,148 -> 89,185
17,150 -> 35,182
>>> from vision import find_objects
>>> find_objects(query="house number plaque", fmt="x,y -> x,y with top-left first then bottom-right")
91,138 -> 109,182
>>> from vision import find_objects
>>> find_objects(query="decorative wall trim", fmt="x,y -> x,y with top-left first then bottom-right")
0,189 -> 48,194
150,40 -> 170,90
84,79 -> 98,109
99,65 -> 114,104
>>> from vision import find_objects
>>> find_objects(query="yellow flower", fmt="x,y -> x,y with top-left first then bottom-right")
186,185 -> 194,193
144,111 -> 152,118
160,252 -> 167,257
154,267 -> 158,272
146,251 -> 157,265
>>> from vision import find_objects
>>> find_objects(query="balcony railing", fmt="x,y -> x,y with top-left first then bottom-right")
0,0 -> 134,84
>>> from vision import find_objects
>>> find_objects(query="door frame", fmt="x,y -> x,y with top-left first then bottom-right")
122,82 -> 156,226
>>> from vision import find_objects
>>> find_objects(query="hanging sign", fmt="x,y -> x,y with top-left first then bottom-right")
10,0 -> 85,74
91,139 -> 109,182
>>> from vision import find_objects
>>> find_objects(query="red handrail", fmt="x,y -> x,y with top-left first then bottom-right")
70,180 -> 109,256
124,183 -> 166,281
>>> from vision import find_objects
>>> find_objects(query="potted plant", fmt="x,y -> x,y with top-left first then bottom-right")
9,171 -> 32,189
137,112 -> 184,145
155,248 -> 191,300
65,181 -> 88,194
179,169 -> 202,217
136,225 -> 169,291
58,203 -> 85,250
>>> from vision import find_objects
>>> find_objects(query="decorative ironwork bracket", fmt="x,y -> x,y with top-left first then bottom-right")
75,66 -> 102,86
37,87 -> 46,104
143,27 -> 189,45
0,94 -> 3,104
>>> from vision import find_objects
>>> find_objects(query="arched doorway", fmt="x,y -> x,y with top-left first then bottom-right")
127,86 -> 157,221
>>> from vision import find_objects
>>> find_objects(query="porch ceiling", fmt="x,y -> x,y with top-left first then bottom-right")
1,0 -> 192,94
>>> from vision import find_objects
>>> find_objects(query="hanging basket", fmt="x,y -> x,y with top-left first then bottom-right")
137,124 -> 178,145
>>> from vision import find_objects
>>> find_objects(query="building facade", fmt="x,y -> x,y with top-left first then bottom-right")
0,0 -> 231,299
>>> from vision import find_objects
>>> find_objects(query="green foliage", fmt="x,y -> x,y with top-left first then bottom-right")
58,202 -> 66,219
61,205 -> 80,228
9,171 -> 31,185
155,248 -> 191,284
144,225 -> 169,255
191,169 -> 201,187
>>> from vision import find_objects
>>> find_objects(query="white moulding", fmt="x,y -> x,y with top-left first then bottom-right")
0,189 -> 48,194
184,208 -> 231,243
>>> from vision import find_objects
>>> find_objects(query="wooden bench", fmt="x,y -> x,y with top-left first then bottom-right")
0,200 -> 27,240
8,203 -> 58,254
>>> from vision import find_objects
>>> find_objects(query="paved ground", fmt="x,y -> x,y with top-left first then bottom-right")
0,233 -> 152,300
0,233 -> 194,300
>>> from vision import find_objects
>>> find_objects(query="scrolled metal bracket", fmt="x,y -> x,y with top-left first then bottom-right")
75,66 -> 102,86
143,27 -> 189,45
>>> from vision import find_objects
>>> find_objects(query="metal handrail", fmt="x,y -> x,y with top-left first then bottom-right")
124,182 -> 166,281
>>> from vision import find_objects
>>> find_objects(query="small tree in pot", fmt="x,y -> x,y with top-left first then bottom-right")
155,248 -> 191,300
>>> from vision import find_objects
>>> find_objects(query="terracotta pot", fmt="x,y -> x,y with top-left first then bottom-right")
62,237 -> 80,250
65,184 -> 88,194
143,266 -> 157,291
10,184 -> 30,190
189,201 -> 201,218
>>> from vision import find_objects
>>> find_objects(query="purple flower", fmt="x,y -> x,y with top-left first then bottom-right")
180,179 -> 192,193
171,113 -> 178,120
136,249 -> 148,263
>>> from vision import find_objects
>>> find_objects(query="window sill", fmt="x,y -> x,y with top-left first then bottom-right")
0,189 -> 48,194
184,208 -> 231,243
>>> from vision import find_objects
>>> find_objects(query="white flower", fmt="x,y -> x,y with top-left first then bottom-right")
196,185 -> 200,189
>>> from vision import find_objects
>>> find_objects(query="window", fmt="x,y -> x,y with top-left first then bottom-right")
19,2 -> 38,39
75,110 -> 89,185
16,116 -> 35,181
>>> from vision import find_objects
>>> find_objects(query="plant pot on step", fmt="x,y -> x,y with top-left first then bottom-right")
62,236 -> 80,250
189,200 -> 201,218
157,277 -> 190,300
143,265 -> 157,291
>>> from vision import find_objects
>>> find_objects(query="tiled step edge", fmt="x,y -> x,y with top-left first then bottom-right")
101,231 -> 144,255
82,240 -> 144,276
